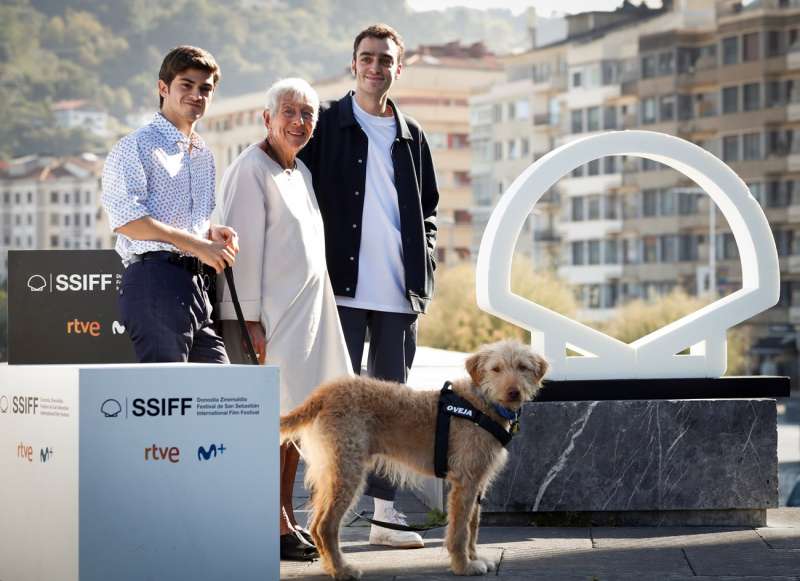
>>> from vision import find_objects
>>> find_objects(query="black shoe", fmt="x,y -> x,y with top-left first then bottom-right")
294,526 -> 315,546
280,532 -> 319,561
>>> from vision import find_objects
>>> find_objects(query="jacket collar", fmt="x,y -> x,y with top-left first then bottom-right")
338,91 -> 412,141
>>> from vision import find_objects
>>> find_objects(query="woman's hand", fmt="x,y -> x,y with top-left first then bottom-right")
245,320 -> 266,364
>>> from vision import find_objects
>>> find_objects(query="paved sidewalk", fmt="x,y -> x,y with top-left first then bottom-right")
282,471 -> 800,580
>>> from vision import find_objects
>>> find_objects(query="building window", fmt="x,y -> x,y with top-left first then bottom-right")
679,234 -> 698,261
571,197 -> 585,221
571,109 -> 583,133
767,30 -> 784,57
722,36 -> 739,65
588,240 -> 601,264
743,82 -> 761,111
659,95 -> 675,121
50,235 -> 59,248
493,142 -> 502,160
587,159 -> 600,176
604,239 -> 618,263
660,234 -> 678,262
603,106 -> 617,129
507,102 -> 516,120
658,51 -> 675,75
722,86 -> 739,114
605,194 -> 619,218
742,32 -> 760,62
659,189 -> 676,216
722,135 -> 740,162
641,55 -> 656,79
677,94 -> 693,120
585,196 -> 600,220
643,236 -> 658,263
520,138 -> 530,157
571,164 -> 584,178
697,92 -> 717,117
766,80 -> 783,107
641,97 -> 657,124
515,99 -> 530,120
604,156 -> 617,174
743,132 -> 762,160
50,213 -> 58,226
643,189 -> 658,216
492,104 -> 502,123
586,106 -> 600,132
572,241 -> 585,265
507,139 -> 518,160
572,71 -> 582,88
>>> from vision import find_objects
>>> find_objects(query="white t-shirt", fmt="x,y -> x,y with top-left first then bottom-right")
335,98 -> 414,314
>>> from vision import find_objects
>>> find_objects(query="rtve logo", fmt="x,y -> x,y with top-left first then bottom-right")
144,444 -> 180,463
66,318 -> 101,337
16,443 -> 54,463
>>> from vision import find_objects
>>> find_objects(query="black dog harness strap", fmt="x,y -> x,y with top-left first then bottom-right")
434,381 -> 514,478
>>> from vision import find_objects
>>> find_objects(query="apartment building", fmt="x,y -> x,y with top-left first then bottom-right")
0,154 -> 111,282
471,0 -> 800,377
201,42 -> 502,267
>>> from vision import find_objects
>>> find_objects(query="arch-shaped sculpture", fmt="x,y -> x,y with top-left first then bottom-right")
476,131 -> 780,380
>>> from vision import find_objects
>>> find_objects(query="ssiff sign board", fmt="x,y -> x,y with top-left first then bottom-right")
0,363 -> 279,581
8,250 -> 136,364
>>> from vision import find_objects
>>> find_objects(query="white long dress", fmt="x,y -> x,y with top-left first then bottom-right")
217,143 -> 352,413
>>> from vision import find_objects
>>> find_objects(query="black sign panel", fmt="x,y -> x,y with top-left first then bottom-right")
8,250 -> 136,364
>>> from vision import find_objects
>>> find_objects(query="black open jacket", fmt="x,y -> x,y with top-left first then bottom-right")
298,92 -> 439,313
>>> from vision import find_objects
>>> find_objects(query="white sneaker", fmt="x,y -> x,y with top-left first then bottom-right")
368,506 -> 424,549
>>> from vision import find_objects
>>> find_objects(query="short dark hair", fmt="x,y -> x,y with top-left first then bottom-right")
158,45 -> 221,108
352,24 -> 405,63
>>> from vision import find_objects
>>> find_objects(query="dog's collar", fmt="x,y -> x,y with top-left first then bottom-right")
492,402 -> 518,421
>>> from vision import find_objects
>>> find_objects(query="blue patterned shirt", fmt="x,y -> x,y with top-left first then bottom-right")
102,113 -> 216,264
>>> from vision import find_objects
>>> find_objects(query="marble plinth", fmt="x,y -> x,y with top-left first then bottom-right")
481,399 -> 778,526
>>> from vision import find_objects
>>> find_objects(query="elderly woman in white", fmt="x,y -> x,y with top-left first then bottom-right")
217,78 -> 351,561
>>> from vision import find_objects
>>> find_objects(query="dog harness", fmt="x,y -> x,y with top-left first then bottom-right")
434,381 -> 519,478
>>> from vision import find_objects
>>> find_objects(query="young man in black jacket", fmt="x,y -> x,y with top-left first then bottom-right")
299,23 -> 438,549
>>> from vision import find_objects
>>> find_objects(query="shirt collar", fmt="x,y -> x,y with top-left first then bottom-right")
151,112 -> 207,150
339,91 -> 412,141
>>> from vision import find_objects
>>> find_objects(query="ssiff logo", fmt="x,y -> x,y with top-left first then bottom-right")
101,399 -> 122,418
27,274 -> 47,292
197,443 -> 226,461
0,395 -> 8,413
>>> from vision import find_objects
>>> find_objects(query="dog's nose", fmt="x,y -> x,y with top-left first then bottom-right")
508,388 -> 521,401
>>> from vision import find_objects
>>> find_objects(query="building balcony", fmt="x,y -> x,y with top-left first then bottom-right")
787,255 -> 800,274
790,306 -> 800,324
533,113 -> 551,126
788,153 -> 800,172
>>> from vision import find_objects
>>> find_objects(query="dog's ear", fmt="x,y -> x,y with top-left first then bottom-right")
529,352 -> 549,384
465,350 -> 486,385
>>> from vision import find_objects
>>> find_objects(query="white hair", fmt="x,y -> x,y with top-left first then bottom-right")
264,77 -> 320,121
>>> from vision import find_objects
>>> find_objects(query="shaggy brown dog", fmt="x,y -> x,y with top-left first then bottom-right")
280,340 -> 548,579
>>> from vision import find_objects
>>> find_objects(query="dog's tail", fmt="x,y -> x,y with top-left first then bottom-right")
280,394 -> 324,443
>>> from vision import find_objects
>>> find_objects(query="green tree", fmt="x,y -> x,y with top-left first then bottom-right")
418,259 -> 578,353
599,289 -> 750,375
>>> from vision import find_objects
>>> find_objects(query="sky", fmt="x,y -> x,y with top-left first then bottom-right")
406,0 -> 660,17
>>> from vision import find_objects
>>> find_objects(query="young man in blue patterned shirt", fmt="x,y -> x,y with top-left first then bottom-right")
102,46 -> 238,363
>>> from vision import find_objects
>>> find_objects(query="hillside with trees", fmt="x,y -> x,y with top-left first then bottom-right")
0,0 -> 530,159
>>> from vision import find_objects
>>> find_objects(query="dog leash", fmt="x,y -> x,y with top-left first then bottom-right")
347,510 -> 446,532
223,265 -> 259,365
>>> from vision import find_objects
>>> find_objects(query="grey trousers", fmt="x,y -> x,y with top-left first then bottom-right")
337,306 -> 418,501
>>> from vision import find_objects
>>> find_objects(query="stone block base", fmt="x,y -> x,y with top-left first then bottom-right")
481,398 -> 777,525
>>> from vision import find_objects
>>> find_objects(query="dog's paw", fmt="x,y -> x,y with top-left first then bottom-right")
477,556 -> 497,572
333,564 -> 363,580
456,559 -> 489,576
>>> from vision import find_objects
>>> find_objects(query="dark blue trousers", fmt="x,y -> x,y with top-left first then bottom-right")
119,259 -> 228,364
337,306 -> 418,501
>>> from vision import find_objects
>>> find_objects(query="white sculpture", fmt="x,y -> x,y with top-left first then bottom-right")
476,131 -> 780,380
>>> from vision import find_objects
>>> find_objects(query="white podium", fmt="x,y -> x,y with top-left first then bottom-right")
0,363 -> 279,581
